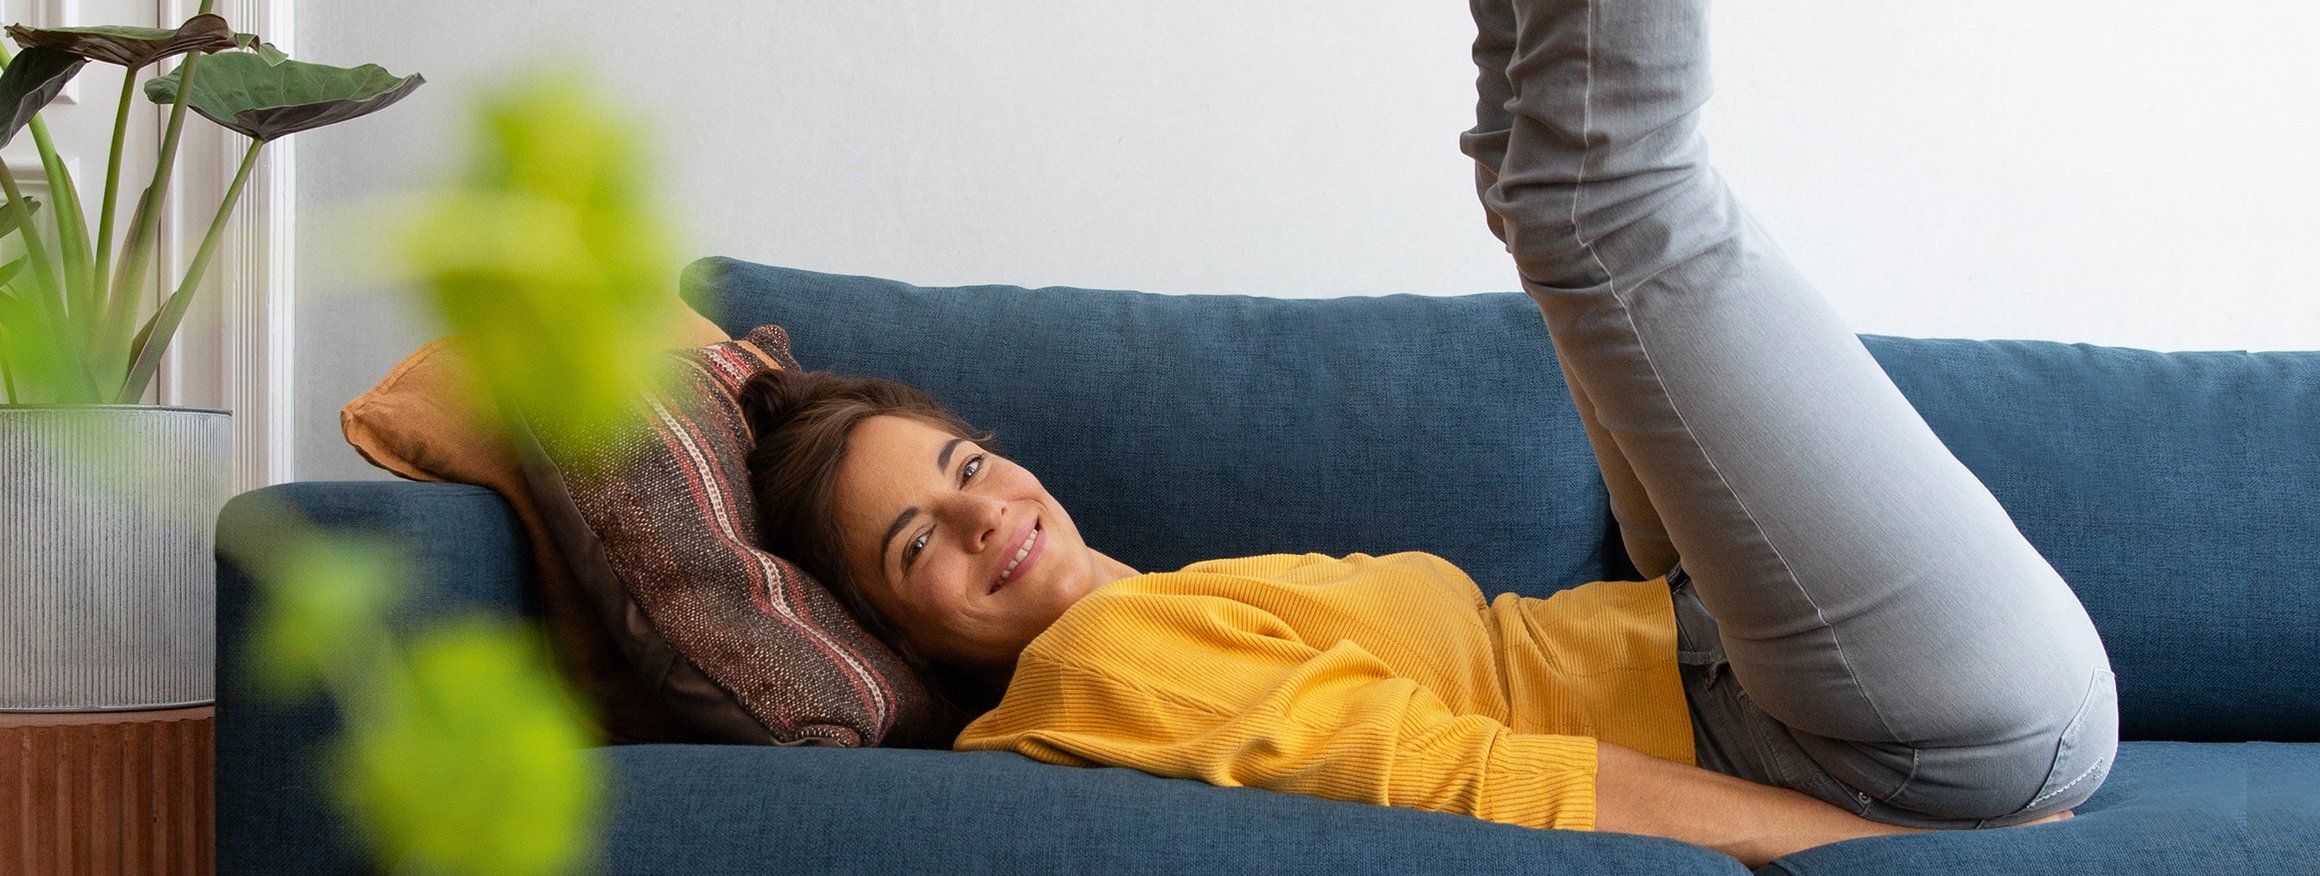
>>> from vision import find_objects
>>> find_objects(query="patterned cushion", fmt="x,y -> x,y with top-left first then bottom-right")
511,324 -> 949,747
339,314 -> 730,744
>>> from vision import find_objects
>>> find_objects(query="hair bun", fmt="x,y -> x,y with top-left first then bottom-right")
736,368 -> 814,442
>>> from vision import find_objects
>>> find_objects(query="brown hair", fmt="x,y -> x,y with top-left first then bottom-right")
736,368 -> 1001,708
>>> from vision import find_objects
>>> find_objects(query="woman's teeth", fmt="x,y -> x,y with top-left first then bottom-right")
1000,528 -> 1039,583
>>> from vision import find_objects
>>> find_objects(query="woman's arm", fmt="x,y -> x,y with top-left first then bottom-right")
1594,741 -> 1917,866
1595,741 -> 2068,867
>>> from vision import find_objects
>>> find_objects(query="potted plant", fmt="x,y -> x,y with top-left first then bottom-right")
0,11 -> 420,716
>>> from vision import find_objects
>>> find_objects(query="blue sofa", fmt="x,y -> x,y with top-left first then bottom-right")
218,259 -> 2319,874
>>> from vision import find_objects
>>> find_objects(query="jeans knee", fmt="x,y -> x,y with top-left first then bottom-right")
1877,664 -> 2116,823
2017,666 -> 2118,816
1913,665 -> 2118,821
1496,167 -> 1737,291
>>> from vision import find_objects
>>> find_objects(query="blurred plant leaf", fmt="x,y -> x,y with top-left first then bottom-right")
333,618 -> 601,876
145,51 -> 422,141
244,533 -> 405,701
0,46 -> 84,149
403,70 -> 687,458
5,14 -> 235,68
0,268 -> 92,403
0,256 -> 26,287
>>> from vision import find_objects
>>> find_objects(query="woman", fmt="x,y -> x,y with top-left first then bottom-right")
740,0 -> 2115,866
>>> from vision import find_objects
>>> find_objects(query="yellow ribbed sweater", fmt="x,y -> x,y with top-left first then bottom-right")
953,552 -> 1693,832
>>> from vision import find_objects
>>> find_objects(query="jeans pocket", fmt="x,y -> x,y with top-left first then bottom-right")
2021,666 -> 2119,816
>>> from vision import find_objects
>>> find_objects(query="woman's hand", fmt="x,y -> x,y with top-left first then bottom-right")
2010,809 -> 2074,827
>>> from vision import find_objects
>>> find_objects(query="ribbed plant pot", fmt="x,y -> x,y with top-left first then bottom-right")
1,405 -> 230,711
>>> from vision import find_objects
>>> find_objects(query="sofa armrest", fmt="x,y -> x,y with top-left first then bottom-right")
216,480 -> 536,874
593,745 -> 1747,875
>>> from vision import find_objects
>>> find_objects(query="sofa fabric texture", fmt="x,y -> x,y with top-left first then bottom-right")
216,259 -> 2318,873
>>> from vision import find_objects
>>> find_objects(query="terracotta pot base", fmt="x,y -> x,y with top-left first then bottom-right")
0,707 -> 214,875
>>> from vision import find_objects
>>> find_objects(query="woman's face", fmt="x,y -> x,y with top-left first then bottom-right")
830,414 -> 1133,672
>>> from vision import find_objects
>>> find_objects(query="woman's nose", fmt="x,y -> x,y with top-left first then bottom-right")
943,494 -> 1005,550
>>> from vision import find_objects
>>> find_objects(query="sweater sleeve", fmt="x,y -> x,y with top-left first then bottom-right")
954,590 -> 1603,831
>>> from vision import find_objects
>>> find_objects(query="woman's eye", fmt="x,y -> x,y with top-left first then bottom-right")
905,532 -> 930,565
962,455 -> 983,482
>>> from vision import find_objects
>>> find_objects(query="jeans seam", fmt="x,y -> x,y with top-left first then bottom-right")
2027,667 -> 2112,810
1885,746 -> 1921,809
1571,0 -> 1599,263
2028,758 -> 2108,810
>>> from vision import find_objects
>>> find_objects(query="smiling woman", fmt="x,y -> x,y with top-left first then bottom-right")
729,0 -> 2125,865
737,368 -> 1139,702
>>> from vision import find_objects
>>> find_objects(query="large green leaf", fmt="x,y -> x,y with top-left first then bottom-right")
229,34 -> 290,67
5,14 -> 235,68
0,46 -> 83,148
145,51 -> 422,142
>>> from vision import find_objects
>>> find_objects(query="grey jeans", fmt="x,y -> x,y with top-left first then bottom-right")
1460,0 -> 2117,827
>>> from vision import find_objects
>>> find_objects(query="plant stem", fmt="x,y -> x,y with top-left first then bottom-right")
110,50 -> 203,331
0,42 -> 90,329
27,118 -> 90,314
0,38 -> 90,320
118,138 -> 262,403
1,167 -> 65,327
93,67 -> 139,329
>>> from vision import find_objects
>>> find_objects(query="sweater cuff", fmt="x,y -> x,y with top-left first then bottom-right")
1479,733 -> 1600,831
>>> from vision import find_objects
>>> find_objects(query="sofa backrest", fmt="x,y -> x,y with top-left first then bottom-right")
1857,335 -> 2318,743
684,258 -> 1619,598
686,257 -> 2317,744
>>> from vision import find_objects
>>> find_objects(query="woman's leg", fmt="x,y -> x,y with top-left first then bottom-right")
1460,0 -> 1680,581
1460,0 -> 2117,824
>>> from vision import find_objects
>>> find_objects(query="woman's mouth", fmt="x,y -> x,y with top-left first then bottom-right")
991,522 -> 1043,593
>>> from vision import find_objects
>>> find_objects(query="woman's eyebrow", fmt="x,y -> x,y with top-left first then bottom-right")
881,438 -> 971,570
881,508 -> 919,571
935,437 -> 966,472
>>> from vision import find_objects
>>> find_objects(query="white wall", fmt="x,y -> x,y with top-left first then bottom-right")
294,1 -> 2320,480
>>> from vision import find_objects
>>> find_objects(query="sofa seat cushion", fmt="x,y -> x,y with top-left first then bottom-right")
585,741 -> 2314,875
592,745 -> 1747,875
1759,740 -> 2318,875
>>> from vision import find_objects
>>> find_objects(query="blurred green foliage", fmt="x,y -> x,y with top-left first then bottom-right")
335,618 -> 601,876
232,67 -> 706,874
235,519 -> 602,875
405,67 -> 687,457
241,531 -> 402,701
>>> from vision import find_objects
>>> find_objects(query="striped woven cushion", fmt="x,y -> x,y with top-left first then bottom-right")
514,324 -> 949,747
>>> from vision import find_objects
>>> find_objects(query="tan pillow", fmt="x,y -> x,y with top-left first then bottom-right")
340,311 -> 729,744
